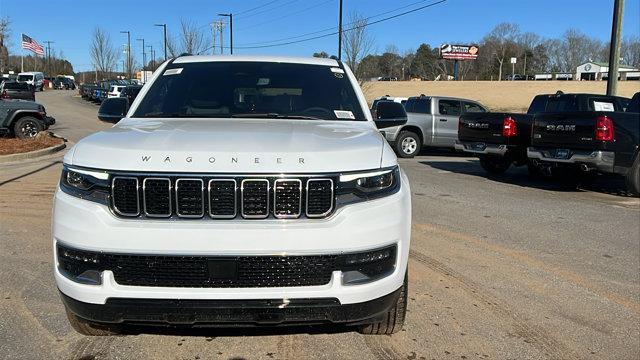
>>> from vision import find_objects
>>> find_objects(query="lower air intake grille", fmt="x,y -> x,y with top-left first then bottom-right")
306,179 -> 333,217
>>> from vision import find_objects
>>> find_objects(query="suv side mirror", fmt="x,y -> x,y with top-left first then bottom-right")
374,101 -> 408,129
98,97 -> 129,123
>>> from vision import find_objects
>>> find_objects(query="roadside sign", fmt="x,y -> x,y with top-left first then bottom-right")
440,44 -> 479,60
510,57 -> 517,64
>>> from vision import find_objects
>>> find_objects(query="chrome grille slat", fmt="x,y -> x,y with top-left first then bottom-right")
110,175 -> 335,219
241,179 -> 270,219
175,179 -> 204,218
112,177 -> 140,216
143,178 -> 171,217
208,179 -> 237,218
274,179 -> 302,219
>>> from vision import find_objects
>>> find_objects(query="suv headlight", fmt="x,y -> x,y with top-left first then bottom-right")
59,165 -> 110,205
336,166 -> 401,205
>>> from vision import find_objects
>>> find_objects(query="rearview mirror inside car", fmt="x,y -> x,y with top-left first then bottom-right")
98,97 -> 129,123
374,101 -> 408,129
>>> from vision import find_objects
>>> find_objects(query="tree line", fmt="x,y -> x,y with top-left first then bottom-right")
316,17 -> 640,81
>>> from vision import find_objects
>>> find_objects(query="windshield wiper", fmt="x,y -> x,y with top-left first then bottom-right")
230,113 -> 322,120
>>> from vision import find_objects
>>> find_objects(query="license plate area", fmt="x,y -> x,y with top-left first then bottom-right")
470,142 -> 486,151
207,259 -> 238,280
553,149 -> 571,160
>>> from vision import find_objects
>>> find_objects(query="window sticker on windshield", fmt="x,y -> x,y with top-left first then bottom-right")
163,68 -> 183,76
593,101 -> 615,112
334,110 -> 355,119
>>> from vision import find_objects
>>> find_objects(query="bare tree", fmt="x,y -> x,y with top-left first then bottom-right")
517,32 -> 541,76
167,19 -> 208,57
90,27 -> 118,79
484,23 -> 520,80
342,11 -> 375,76
562,29 -> 603,72
621,36 -> 640,68
0,17 -> 10,73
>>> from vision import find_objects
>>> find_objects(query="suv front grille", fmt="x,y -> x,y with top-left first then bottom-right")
110,175 -> 336,220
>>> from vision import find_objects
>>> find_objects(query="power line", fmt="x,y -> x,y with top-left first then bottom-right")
236,0 -> 438,47
235,0 -> 448,49
234,0 -> 281,16
235,0 -> 300,20
237,0 -> 336,33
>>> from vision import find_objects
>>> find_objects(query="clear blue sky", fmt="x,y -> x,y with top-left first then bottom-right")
2,0 -> 639,72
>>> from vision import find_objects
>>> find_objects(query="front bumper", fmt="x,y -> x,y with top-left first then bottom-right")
43,116 -> 56,126
60,286 -> 401,326
527,147 -> 615,173
455,140 -> 509,155
53,170 -> 411,306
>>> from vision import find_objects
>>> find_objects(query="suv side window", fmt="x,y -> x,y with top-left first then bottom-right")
405,98 -> 430,114
463,102 -> 485,113
438,99 -> 461,116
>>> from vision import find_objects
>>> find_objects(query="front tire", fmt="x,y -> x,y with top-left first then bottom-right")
479,155 -> 510,174
13,116 -> 43,139
358,272 -> 408,335
65,306 -> 121,336
626,154 -> 640,197
394,131 -> 421,158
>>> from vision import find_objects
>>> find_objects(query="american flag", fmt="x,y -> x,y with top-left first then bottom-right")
21,34 -> 45,56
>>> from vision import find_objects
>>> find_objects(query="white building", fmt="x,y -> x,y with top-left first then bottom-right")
576,62 -> 639,81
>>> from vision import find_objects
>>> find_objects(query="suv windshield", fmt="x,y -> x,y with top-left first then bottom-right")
17,75 -> 34,82
133,61 -> 366,120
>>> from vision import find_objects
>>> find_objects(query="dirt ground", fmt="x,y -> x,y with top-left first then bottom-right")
0,133 -> 64,155
362,80 -> 640,112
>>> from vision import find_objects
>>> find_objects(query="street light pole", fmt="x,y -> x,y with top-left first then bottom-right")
218,13 -> 233,54
606,0 -> 624,96
120,31 -> 131,80
154,24 -> 168,61
338,0 -> 343,60
137,38 -> 146,83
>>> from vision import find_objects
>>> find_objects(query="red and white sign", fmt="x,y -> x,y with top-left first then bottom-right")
440,44 -> 479,60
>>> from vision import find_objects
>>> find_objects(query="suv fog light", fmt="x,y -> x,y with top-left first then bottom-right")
341,245 -> 396,285
75,270 -> 103,285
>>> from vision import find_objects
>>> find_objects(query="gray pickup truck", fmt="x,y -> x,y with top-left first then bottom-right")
380,95 -> 487,157
0,99 -> 55,139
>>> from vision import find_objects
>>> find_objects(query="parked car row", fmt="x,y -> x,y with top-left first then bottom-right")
455,91 -> 640,195
79,80 -> 143,109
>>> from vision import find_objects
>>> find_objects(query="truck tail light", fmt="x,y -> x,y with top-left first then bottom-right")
502,116 -> 517,137
595,115 -> 614,142
1,90 -> 6,98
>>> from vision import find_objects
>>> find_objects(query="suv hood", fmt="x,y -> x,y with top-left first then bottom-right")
70,118 -> 387,173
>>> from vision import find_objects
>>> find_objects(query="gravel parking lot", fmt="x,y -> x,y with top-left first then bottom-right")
1,90 -> 638,360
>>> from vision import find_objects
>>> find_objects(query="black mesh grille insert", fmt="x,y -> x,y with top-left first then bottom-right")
143,178 -> 171,216
112,178 -> 139,216
274,180 -> 301,218
307,179 -> 333,217
176,179 -> 204,217
57,243 -> 397,288
242,180 -> 269,218
208,180 -> 236,218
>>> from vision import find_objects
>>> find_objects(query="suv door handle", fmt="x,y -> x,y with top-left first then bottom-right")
439,118 -> 447,122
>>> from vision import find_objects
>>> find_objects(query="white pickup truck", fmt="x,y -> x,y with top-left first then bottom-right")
381,95 -> 488,157
53,55 -> 411,335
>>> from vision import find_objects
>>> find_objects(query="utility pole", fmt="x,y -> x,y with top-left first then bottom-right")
120,31 -> 131,80
44,41 -> 54,76
147,45 -> 154,70
218,14 -> 233,54
211,22 -> 217,55
215,21 -> 225,54
154,24 -> 167,61
606,0 -> 624,96
338,0 -> 343,60
137,38 -> 146,83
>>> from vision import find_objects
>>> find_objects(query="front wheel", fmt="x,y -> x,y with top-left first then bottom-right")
358,272 -> 408,335
626,154 -> 640,197
13,116 -> 43,139
479,155 -> 511,174
394,131 -> 421,158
